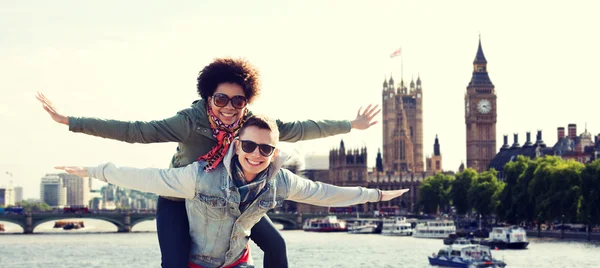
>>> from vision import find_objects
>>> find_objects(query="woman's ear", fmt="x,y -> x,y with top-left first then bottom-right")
234,140 -> 240,153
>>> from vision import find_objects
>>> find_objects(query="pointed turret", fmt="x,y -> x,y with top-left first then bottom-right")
376,148 -> 383,173
433,134 -> 441,156
467,37 -> 494,87
473,37 -> 488,64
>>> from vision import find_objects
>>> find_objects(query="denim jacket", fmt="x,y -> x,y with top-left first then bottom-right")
87,142 -> 379,267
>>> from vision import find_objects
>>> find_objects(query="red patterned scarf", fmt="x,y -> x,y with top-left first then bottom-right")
197,105 -> 247,171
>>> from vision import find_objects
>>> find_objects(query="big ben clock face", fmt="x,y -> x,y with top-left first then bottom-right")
477,99 -> 491,114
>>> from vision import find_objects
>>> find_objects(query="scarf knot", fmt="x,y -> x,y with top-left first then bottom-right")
197,104 -> 246,171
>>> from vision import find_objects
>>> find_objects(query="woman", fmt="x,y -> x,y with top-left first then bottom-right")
37,57 -> 380,268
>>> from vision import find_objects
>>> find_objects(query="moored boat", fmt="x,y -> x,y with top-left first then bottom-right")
479,226 -> 529,250
381,217 -> 413,236
413,220 -> 456,239
347,219 -> 379,234
303,216 -> 347,232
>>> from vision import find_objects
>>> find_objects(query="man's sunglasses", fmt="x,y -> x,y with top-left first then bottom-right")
212,93 -> 247,109
240,140 -> 276,157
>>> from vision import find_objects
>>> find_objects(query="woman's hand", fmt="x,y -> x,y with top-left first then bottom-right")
381,188 -> 409,201
36,92 -> 69,125
55,166 -> 88,178
350,104 -> 381,130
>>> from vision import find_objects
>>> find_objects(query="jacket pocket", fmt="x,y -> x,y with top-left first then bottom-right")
195,193 -> 227,220
258,198 -> 284,210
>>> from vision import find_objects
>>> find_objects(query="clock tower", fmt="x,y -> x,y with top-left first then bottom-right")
465,38 -> 497,172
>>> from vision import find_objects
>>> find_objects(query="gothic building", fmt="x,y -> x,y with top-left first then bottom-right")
465,38 -> 497,172
382,75 -> 424,174
329,140 -> 368,186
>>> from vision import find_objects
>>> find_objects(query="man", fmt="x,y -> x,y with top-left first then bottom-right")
57,115 -> 408,267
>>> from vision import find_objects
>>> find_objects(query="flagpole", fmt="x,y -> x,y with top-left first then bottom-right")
401,46 -> 403,82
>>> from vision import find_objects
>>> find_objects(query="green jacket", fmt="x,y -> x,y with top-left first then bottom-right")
69,99 -> 352,169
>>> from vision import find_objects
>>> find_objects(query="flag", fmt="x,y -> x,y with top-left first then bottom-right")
390,48 -> 401,58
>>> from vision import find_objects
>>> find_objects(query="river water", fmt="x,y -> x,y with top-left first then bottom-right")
1,219 -> 599,267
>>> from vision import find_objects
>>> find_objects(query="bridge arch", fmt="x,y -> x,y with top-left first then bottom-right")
31,216 -> 126,233
0,218 -> 26,231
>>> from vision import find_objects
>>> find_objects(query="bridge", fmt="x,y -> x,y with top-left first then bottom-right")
0,212 -> 156,234
1,212 -> 431,233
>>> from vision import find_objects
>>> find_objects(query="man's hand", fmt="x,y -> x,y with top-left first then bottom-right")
350,104 -> 381,130
36,92 -> 69,125
55,166 -> 88,178
381,188 -> 409,201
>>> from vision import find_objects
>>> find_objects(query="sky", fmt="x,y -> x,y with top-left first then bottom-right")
1,0 -> 598,199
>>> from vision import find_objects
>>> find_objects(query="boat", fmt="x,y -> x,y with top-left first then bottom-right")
413,220 -> 456,239
347,219 -> 380,234
479,226 -> 529,249
381,217 -> 413,236
428,244 -> 507,267
60,221 -> 85,230
303,216 -> 347,232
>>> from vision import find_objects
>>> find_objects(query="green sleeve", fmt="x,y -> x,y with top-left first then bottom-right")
68,110 -> 194,144
276,119 -> 352,142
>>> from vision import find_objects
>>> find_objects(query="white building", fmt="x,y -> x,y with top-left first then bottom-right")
13,186 -> 23,203
59,173 -> 89,207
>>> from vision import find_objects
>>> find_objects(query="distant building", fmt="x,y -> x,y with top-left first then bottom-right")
13,186 -> 23,203
59,173 -> 89,207
425,135 -> 443,175
0,187 -> 14,206
489,124 -> 600,180
40,174 -> 67,208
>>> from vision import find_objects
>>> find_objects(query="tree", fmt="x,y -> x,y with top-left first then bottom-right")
417,173 -> 454,214
468,169 -> 504,219
579,159 -> 600,238
451,168 -> 477,215
497,156 -> 529,224
528,156 -> 582,223
16,200 -> 52,212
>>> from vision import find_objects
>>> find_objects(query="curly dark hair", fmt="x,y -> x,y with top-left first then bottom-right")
196,57 -> 261,104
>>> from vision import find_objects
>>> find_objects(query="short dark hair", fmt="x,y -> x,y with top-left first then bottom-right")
239,115 -> 279,138
196,57 -> 261,103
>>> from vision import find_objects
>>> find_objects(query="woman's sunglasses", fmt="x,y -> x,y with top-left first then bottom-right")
212,93 -> 247,109
240,140 -> 276,157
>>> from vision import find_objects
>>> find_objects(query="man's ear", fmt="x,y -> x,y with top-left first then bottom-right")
271,148 -> 279,162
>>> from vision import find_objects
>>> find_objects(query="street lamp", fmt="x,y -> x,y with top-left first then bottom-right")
537,213 -> 542,237
561,214 -> 565,239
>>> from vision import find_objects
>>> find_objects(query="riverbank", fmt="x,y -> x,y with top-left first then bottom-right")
527,230 -> 600,242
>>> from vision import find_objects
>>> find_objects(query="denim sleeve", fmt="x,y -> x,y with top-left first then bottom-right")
278,169 -> 379,207
87,162 -> 198,199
